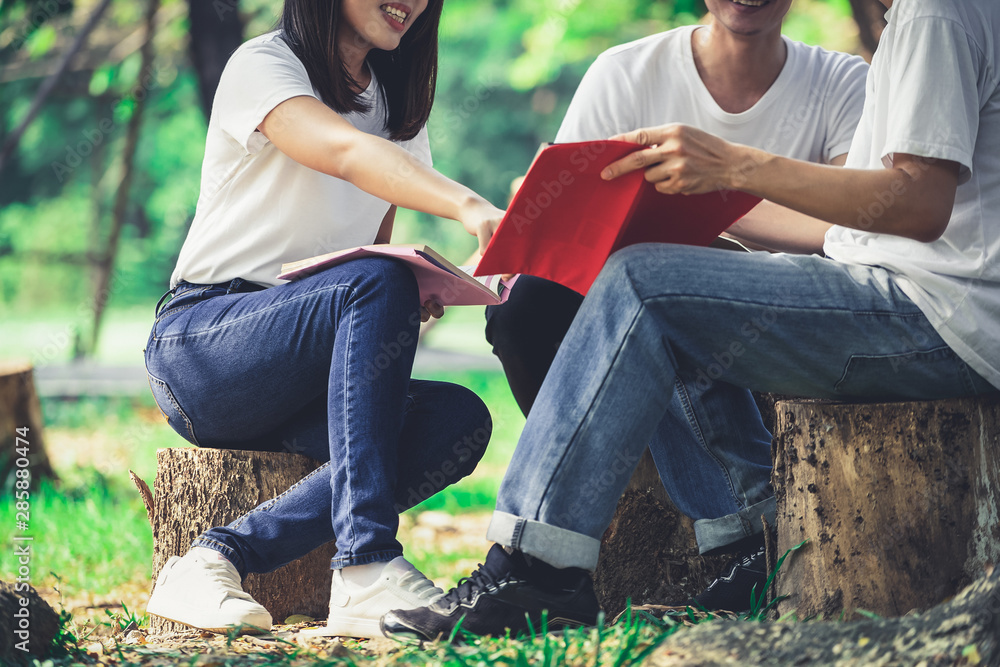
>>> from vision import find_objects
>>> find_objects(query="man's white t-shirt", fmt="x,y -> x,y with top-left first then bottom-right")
824,0 -> 1000,389
555,25 -> 868,164
171,31 -> 432,288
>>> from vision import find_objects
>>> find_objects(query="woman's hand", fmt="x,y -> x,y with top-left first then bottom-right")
601,124 -> 749,195
458,200 -> 507,255
420,299 -> 445,322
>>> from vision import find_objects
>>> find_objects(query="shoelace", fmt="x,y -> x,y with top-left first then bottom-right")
440,561 -> 501,608
397,569 -> 445,601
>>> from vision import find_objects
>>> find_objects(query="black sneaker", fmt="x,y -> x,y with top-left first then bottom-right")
691,534 -> 767,613
380,544 -> 600,641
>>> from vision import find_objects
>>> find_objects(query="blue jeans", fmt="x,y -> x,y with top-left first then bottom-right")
144,258 -> 492,574
486,244 -> 997,569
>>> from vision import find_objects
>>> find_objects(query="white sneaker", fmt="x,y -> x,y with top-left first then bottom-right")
301,557 -> 443,639
146,547 -> 272,634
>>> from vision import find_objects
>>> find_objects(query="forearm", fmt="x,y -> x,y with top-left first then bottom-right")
729,147 -> 956,242
725,201 -> 831,255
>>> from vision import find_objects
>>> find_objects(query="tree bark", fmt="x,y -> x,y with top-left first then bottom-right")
773,395 -> 1000,620
593,393 -> 783,616
593,450 -> 728,617
139,448 -> 337,636
649,566 -> 1000,666
0,362 -> 56,489
185,0 -> 244,119
0,580 -> 60,664
848,0 -> 887,60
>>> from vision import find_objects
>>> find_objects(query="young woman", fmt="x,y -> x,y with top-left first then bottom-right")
144,0 -> 504,638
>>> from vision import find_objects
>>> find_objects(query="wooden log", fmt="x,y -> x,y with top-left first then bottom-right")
649,566 -> 1000,666
593,393 -> 782,616
593,450 -> 728,617
138,447 -> 337,635
773,395 -> 1000,619
0,361 -> 56,489
0,580 -> 60,664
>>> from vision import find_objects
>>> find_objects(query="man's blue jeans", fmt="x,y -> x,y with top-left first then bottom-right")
486,244 -> 997,569
145,258 -> 492,575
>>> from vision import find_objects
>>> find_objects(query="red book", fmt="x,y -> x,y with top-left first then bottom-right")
474,140 -> 762,295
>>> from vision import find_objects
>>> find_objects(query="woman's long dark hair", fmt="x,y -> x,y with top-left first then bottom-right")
280,0 -> 442,141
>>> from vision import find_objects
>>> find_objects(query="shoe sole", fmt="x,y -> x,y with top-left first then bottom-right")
300,616 -> 382,639
147,592 -> 271,635
146,608 -> 271,635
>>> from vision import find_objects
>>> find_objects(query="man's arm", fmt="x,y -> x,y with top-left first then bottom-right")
603,125 -> 959,243
722,154 -> 845,254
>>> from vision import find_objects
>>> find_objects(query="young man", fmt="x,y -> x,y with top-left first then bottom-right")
484,0 -> 868,612
387,0 -> 1000,639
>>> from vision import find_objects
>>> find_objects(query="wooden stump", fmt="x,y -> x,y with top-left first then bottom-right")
593,450 -> 728,616
593,393 -> 781,616
0,580 -> 60,664
773,395 -> 1000,619
133,447 -> 337,635
0,361 -> 56,489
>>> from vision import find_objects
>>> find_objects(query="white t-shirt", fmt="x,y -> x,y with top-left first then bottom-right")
171,31 -> 432,288
824,0 -> 1000,389
555,25 -> 868,164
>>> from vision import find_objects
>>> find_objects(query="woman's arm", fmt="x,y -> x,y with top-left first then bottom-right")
258,95 -> 504,253
603,124 -> 960,243
374,206 -> 396,244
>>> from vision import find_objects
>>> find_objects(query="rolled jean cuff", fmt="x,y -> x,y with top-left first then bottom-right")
329,549 -> 403,569
693,496 -> 776,555
487,511 -> 601,571
192,537 -> 246,578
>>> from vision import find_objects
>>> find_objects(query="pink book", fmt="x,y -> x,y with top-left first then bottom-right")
278,244 -> 518,307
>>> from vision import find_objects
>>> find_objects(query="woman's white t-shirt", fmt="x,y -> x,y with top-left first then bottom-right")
171,31 -> 432,288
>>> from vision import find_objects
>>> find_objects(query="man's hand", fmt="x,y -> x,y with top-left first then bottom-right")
602,124 -> 747,195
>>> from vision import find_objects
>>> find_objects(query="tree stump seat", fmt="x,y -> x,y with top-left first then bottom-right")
773,394 -> 1000,619
132,447 -> 337,635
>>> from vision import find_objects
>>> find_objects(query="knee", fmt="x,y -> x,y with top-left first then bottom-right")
358,257 -> 419,302
449,386 -> 493,477
485,277 -> 581,359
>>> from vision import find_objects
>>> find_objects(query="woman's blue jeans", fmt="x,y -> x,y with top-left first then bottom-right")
486,244 -> 997,570
144,258 -> 492,575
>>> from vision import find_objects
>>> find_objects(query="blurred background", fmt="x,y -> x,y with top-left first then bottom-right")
0,0 -> 884,636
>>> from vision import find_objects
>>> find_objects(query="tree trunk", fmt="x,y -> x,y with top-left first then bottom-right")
593,450 -> 729,617
593,393 -> 782,616
137,448 -> 337,635
773,395 -> 1000,620
649,566 -> 1000,666
86,0 -> 159,356
186,0 -> 244,119
848,0 -> 887,60
0,580 -> 60,664
0,362 -> 56,490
